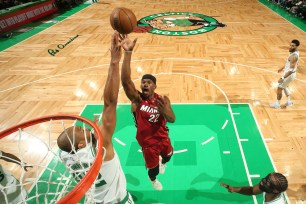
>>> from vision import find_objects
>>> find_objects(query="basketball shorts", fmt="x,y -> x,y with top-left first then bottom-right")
142,137 -> 173,169
278,73 -> 296,89
117,192 -> 134,204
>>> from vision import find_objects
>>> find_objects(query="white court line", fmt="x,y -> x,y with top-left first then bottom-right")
83,103 -> 266,105
2,58 -> 306,94
233,112 -> 240,115
221,120 -> 228,129
114,138 -> 126,146
0,4 -> 94,53
201,137 -> 215,145
240,139 -> 249,142
264,138 -> 273,141
250,174 -> 261,178
173,149 -> 188,154
248,104 -> 290,204
78,72 -> 259,203
80,72 -> 257,203
259,0 -> 305,33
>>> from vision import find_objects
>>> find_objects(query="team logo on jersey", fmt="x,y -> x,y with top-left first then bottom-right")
134,12 -> 226,36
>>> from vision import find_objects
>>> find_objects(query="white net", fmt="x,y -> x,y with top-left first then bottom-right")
0,115 -> 102,204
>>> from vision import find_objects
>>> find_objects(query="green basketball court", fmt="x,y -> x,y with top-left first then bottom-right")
27,103 -> 289,203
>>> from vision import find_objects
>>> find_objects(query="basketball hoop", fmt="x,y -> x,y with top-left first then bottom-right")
0,114 -> 103,204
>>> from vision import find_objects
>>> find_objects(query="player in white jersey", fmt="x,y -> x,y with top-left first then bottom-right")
220,172 -> 288,204
57,31 -> 134,204
270,39 -> 300,109
0,150 -> 32,204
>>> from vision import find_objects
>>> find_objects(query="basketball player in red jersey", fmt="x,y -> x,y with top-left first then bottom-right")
120,35 -> 176,191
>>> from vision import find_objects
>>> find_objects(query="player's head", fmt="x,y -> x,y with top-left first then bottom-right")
289,39 -> 300,52
141,74 -> 156,99
57,126 -> 93,153
259,172 -> 288,194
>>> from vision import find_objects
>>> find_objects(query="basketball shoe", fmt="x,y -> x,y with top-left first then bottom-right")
285,101 -> 293,106
269,102 -> 280,109
150,179 -> 163,191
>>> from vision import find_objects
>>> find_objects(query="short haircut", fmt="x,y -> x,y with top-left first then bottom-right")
259,172 -> 288,194
142,74 -> 156,84
57,127 -> 79,153
291,39 -> 300,47
273,173 -> 288,192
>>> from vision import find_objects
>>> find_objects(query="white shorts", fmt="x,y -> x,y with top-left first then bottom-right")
278,72 -> 296,89
117,192 -> 134,204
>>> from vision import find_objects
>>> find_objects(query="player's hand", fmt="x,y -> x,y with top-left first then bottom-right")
93,114 -> 100,125
278,78 -> 284,83
156,95 -> 165,110
120,34 -> 137,52
277,68 -> 283,73
220,183 -> 236,193
157,95 -> 170,114
110,31 -> 122,63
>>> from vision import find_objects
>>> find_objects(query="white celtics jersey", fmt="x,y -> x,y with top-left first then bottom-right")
284,51 -> 299,74
263,192 -> 286,204
0,152 -> 27,204
60,145 -> 127,204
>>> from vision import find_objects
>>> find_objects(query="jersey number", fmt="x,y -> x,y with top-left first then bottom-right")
73,172 -> 106,188
149,114 -> 160,123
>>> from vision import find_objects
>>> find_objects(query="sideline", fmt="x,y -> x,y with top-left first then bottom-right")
0,2 -> 92,52
258,0 -> 306,32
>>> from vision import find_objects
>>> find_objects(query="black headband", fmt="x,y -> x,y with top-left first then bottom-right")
142,74 -> 156,84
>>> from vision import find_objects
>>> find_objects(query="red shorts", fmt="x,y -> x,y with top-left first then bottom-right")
142,137 -> 173,169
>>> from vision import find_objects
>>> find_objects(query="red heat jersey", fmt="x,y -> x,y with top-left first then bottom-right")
134,93 -> 169,147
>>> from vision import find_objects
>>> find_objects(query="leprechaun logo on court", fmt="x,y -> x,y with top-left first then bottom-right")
134,12 -> 226,36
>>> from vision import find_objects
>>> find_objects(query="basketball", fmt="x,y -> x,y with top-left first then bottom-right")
110,7 -> 137,34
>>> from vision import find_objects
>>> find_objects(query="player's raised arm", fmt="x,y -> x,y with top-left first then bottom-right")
120,35 -> 141,103
220,183 -> 261,195
0,151 -> 32,171
101,31 -> 121,147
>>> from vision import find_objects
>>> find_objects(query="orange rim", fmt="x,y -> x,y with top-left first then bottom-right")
0,114 -> 103,204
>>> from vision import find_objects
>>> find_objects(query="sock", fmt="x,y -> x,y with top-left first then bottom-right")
276,100 -> 280,105
287,96 -> 291,101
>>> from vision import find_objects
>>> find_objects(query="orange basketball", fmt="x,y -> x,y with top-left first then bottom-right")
110,7 -> 137,34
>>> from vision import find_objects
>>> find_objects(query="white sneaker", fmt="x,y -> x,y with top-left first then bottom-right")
285,101 -> 293,106
159,162 -> 166,174
269,102 -> 280,109
151,179 -> 163,191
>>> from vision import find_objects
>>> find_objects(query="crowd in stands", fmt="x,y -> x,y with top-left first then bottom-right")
0,0 -> 85,11
56,0 -> 85,10
269,0 -> 306,19
0,0 -> 30,10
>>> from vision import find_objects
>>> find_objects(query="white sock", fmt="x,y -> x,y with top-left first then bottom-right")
277,100 -> 280,105
287,96 -> 291,101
